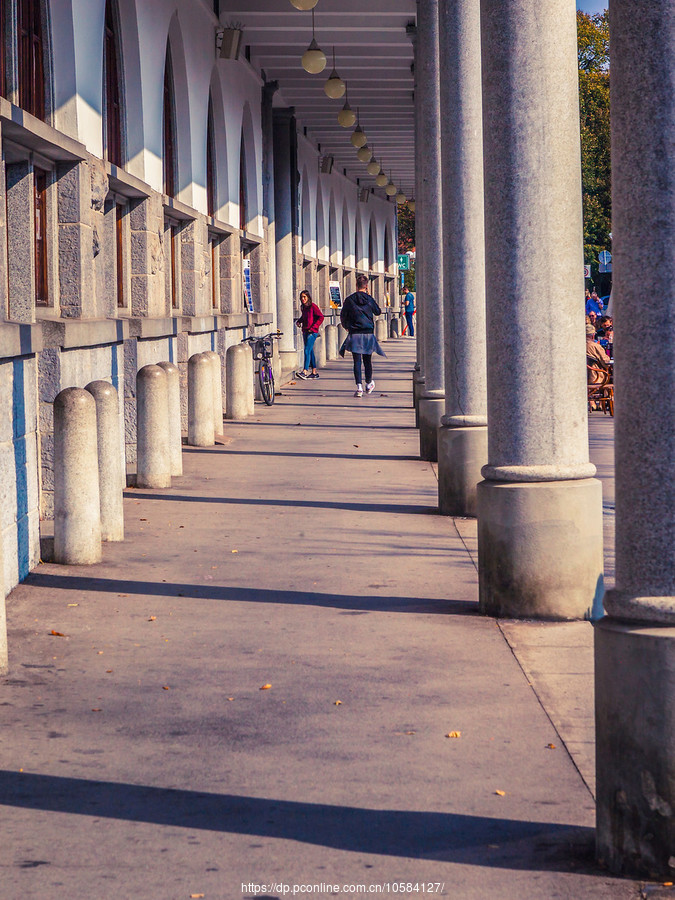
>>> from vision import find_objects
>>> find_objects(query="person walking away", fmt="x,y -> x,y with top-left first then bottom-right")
403,289 -> 415,336
340,274 -> 386,397
296,290 -> 324,379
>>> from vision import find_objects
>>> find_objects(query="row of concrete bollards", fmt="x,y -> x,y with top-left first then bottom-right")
51,343 -> 262,565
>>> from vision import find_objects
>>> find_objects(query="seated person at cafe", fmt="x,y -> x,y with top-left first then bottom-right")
586,323 -> 610,382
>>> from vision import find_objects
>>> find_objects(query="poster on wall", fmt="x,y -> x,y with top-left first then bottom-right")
242,259 -> 254,313
329,281 -> 342,308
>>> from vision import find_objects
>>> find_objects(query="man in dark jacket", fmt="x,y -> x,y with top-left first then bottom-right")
340,274 -> 386,397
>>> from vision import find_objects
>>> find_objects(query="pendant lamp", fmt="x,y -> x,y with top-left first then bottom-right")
324,48 -> 346,98
290,0 -> 318,9
357,144 -> 372,163
301,10 -> 326,74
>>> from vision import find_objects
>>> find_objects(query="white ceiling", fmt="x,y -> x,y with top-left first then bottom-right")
219,0 -> 416,199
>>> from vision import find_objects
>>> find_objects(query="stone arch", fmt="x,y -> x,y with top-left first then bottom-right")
207,68 -> 228,220
165,12 -> 192,198
240,100 -> 259,230
329,192 -> 339,265
103,0 -> 125,165
316,184 -> 327,261
384,219 -> 395,273
341,199 -> 352,268
355,208 -> 364,270
301,166 -> 312,255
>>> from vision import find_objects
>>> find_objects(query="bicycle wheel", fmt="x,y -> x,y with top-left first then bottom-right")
259,360 -> 275,405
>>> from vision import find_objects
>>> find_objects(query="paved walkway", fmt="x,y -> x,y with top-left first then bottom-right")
0,341 -> 641,899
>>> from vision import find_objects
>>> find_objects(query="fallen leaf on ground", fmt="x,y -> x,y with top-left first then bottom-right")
190,894 -> 205,899
67,603 -> 78,607
162,686 -> 170,690
91,708 -> 102,712
334,700 -> 342,706
260,683 -> 272,690
494,790 -> 506,796
140,518 -> 147,522
405,731 -> 416,735
231,549 -> 238,554
227,697 -> 234,701
446,731 -> 461,739
148,616 -> 157,621
50,630 -> 66,637
546,743 -> 556,750
106,670 -> 113,674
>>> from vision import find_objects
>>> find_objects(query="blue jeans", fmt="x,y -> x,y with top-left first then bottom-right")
405,311 -> 415,336
303,332 -> 318,370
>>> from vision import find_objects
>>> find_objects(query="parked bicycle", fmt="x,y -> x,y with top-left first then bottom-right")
243,331 -> 282,406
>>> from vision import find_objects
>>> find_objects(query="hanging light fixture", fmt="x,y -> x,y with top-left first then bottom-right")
290,0 -> 318,9
337,94 -> 356,127
408,198 -> 416,212
301,10 -> 326,74
357,144 -> 372,163
366,154 -> 381,176
385,173 -> 397,196
324,48 -> 346,99
395,191 -> 407,204
350,109 -> 367,148
375,172 -> 388,187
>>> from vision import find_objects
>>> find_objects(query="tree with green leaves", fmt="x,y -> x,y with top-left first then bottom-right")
577,10 -> 611,287
397,203 -> 416,292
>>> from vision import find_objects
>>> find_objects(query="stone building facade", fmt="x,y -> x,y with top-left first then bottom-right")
0,0 -> 398,597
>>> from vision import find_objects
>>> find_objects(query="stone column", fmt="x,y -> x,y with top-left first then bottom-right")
85,381 -> 124,541
477,0 -> 603,619
157,361 -> 183,476
273,109 -> 299,374
436,0 -> 488,517
414,0 -> 445,461
595,0 -> 675,877
53,388 -> 102,564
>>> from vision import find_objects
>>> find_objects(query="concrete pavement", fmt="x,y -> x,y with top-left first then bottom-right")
0,340 -> 642,899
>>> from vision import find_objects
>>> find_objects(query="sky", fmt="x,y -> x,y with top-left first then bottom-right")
577,1 -> 607,12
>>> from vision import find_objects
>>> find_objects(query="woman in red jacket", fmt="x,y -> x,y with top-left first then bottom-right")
295,290 -> 324,379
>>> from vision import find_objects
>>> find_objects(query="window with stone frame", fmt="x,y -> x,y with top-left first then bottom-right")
17,0 -> 45,120
0,0 -> 6,98
209,233 -> 221,310
163,47 -> 176,198
103,0 -> 123,167
115,200 -> 127,309
164,215 -> 181,311
34,166 -> 48,306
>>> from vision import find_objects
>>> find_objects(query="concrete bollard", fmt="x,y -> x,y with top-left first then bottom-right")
375,317 -> 387,342
226,343 -> 254,420
400,314 -> 408,337
157,362 -> 182,477
338,323 -> 347,349
203,350 -> 223,436
136,365 -> 171,488
390,317 -> 400,339
0,528 -> 6,674
85,381 -> 124,542
325,324 -> 338,360
314,332 -> 327,368
54,387 -> 102,564
187,353 -> 215,447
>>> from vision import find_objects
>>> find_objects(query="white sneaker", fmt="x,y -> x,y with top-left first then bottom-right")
354,384 -> 363,397
365,381 -> 375,394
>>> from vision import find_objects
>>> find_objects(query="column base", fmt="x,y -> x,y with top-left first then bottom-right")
438,425 -> 487,517
412,372 -> 425,424
279,350 -> 299,380
596,617 -> 675,878
477,477 -> 604,619
418,395 -> 445,461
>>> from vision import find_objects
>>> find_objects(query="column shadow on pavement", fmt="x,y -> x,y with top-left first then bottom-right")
125,493 -> 436,516
23,573 -> 477,616
0,769 -> 598,873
